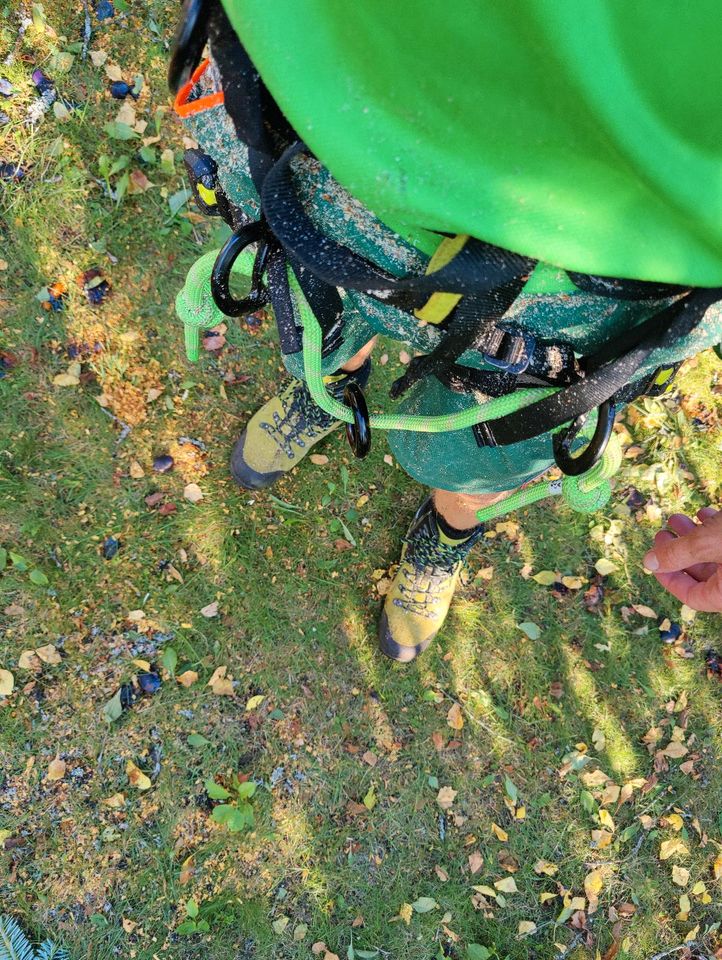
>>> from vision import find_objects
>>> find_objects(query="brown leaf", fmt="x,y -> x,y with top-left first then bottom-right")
436,786 -> 457,809
177,670 -> 198,687
158,502 -> 177,516
35,644 -> 61,665
549,681 -> 564,699
468,850 -> 484,874
446,702 -> 464,730
46,757 -> 66,781
207,665 -> 234,696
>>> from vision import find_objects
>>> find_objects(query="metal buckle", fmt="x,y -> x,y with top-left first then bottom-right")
344,382 -> 371,459
481,327 -> 536,375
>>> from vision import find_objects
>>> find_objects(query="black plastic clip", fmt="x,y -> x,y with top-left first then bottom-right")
552,399 -> 616,476
344,382 -> 371,459
211,221 -> 270,317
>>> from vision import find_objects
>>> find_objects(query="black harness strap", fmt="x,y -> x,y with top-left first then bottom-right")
483,287 -> 722,446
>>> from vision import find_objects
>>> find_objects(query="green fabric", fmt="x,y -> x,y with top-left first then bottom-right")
221,0 -> 722,285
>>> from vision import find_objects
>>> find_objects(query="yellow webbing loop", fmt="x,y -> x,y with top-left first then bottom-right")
414,233 -> 469,325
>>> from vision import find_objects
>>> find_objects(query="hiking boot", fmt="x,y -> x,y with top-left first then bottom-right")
230,360 -> 371,490
378,497 -> 485,662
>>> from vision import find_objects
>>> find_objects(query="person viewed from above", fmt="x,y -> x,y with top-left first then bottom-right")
170,0 -> 722,661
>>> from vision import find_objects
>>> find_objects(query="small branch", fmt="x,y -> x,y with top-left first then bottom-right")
648,942 -> 699,960
99,405 -> 131,443
81,0 -> 92,60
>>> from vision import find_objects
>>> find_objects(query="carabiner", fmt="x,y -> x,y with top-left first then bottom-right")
211,221 -> 270,317
344,382 -> 371,459
168,0 -> 211,95
552,399 -> 616,477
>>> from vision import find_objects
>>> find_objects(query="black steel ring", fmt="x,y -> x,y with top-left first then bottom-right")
168,0 -> 211,95
552,399 -> 616,477
211,221 -> 270,317
343,382 -> 371,459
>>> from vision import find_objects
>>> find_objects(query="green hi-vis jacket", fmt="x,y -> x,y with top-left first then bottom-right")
221,0 -> 722,286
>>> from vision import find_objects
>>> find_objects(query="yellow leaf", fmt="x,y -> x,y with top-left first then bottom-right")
600,783 -> 621,806
665,813 -> 684,832
660,838 -> 689,861
594,558 -> 617,576
0,669 -> 14,696
102,793 -> 126,808
662,741 -> 688,759
676,894 -> 691,920
398,903 -> 413,926
584,869 -> 604,899
592,728 -> 606,752
245,695 -> 265,711
436,786 -> 457,809
672,866 -> 690,887
632,604 -> 657,619
53,373 -> 80,387
532,570 -> 557,585
446,703 -> 464,731
18,650 -> 41,671
472,885 -> 497,899
534,860 -> 558,876
129,460 -> 145,478
126,759 -> 152,791
491,823 -> 508,842
591,830 -> 613,849
569,896 -> 586,912
713,853 -> 722,880
518,921 -> 537,936
177,670 -> 198,687
539,892 -> 557,904
582,769 -> 609,788
309,454 -> 329,466
35,644 -> 61,665
561,576 -> 585,590
685,926 -> 699,943
598,809 -> 615,832
691,881 -> 706,896
515,806 -> 526,821
494,877 -> 518,894
207,665 -> 234,696
47,757 -> 66,781
132,658 -> 152,671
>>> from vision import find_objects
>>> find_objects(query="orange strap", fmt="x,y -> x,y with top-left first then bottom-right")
174,59 -> 224,118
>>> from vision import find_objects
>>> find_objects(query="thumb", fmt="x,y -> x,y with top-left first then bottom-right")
644,519 -> 722,573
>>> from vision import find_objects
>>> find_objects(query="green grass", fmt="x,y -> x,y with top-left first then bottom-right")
1,4 -> 722,959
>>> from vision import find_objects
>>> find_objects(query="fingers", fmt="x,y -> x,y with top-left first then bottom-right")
644,515 -> 722,572
666,513 -> 696,537
653,566 -> 722,612
698,506 -> 719,522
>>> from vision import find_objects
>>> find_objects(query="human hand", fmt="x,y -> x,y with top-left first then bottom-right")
643,508 -> 722,612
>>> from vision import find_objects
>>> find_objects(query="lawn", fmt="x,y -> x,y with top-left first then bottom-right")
1,4 -> 721,959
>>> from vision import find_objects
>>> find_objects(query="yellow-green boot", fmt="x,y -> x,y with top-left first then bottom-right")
230,360 -> 371,490
378,498 -> 486,662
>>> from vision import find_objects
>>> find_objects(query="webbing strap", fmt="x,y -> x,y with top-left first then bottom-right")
414,233 -> 469,325
484,287 -> 722,445
261,142 -> 535,298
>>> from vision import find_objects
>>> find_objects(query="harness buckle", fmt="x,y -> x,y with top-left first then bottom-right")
480,326 -> 537,375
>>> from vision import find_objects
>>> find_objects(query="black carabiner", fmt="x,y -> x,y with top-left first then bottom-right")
211,221 -> 270,317
168,0 -> 211,96
344,382 -> 371,459
552,399 -> 616,477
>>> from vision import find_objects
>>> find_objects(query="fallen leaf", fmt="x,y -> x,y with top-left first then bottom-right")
468,851 -> 484,874
534,860 -> 558,876
446,703 -> 464,730
246,694 -> 264,711
518,621 -> 541,640
672,866 -> 690,887
662,741 -> 688,759
18,650 -> 41,671
660,838 -> 689,861
177,670 -> 198,687
411,897 -> 438,913
398,903 -> 413,925
200,601 -> 219,618
35,644 -> 61,665
102,793 -> 126,808
126,760 -> 151,791
595,558 -> 617,576
518,921 -> 537,936
183,483 -> 203,503
207,666 -> 234,696
53,372 -> 80,387
0,669 -> 14,696
592,727 -> 606,751
584,869 -> 604,913
46,757 -> 66,781
532,570 -> 557,585
309,454 -> 329,465
494,876 -> 518,894
436,786 -> 457,809
491,823 -> 509,842
434,865 -> 449,882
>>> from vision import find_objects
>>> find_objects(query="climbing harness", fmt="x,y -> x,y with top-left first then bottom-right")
170,0 -> 722,520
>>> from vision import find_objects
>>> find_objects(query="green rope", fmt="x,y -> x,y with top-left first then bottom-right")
475,432 -> 623,523
176,246 -> 257,361
291,273 -> 559,432
176,253 -> 623,521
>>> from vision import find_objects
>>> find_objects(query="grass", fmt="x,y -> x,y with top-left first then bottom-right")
1,4 -> 722,959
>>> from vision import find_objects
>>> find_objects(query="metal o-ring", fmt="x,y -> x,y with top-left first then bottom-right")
343,382 -> 371,459
552,399 -> 616,476
211,221 -> 269,317
167,0 -> 211,95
